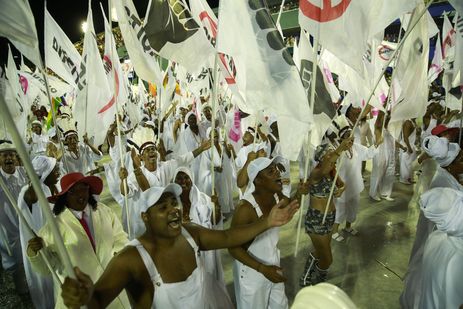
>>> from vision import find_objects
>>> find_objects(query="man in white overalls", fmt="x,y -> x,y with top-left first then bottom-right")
230,157 -> 309,309
59,184 -> 300,308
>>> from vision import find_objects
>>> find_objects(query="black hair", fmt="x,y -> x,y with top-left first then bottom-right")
53,191 -> 98,216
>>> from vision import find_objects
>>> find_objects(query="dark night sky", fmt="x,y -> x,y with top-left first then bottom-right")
0,0 -> 220,66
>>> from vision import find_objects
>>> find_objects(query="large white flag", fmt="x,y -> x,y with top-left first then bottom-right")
113,0 -> 163,84
391,3 -> 429,123
299,0 -> 419,75
5,46 -> 28,137
74,2 -> 113,146
189,0 -> 239,91
0,0 -> 41,68
442,13 -> 456,60
45,9 -> 84,89
19,69 -> 73,100
428,33 -> 443,84
296,31 -> 336,145
144,0 -> 214,73
218,1 -> 312,160
101,5 -> 129,108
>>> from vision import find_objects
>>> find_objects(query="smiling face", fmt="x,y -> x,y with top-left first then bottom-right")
143,193 -> 182,238
203,107 -> 212,121
254,163 -> 282,194
0,150 -> 17,174
66,182 -> 90,211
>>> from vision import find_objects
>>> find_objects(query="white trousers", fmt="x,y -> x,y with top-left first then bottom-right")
335,195 -> 360,224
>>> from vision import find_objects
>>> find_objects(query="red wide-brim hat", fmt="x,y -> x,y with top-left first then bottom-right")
48,172 -> 103,203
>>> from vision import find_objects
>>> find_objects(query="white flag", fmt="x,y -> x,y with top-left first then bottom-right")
218,1 -> 312,160
0,0 -> 41,68
428,33 -> 443,84
453,14 -> 463,87
74,2 -> 113,146
113,0 -> 163,84
20,69 -> 73,100
144,0 -> 214,73
45,9 -> 84,89
5,46 -> 28,137
101,5 -> 129,108
442,13 -> 456,60
391,3 -> 429,123
299,0 -> 420,75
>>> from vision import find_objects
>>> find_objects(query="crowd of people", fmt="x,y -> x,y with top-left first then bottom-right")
1,78 -> 462,308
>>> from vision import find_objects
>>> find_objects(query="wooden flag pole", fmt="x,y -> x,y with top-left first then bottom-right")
0,94 -> 76,281
321,1 -> 435,225
107,0 -> 131,239
294,31 -> 319,257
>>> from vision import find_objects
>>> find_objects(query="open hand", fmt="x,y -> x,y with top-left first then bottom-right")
267,199 -> 299,227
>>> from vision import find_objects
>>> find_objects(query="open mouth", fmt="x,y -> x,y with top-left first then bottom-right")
168,216 -> 181,229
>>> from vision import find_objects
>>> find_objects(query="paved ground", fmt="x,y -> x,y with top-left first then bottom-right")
1,161 -> 417,308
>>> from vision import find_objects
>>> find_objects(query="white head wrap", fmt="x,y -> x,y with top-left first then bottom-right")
422,135 -> 460,167
292,283 -> 357,309
185,111 -> 196,124
32,156 -> 57,182
420,187 -> 463,237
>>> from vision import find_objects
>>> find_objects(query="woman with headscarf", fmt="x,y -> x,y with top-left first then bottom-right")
18,156 -> 60,308
299,137 -> 353,287
418,187 -> 463,309
198,127 -> 236,214
26,172 -> 129,308
400,135 -> 463,309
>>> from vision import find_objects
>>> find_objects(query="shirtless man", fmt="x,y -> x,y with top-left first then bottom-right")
61,184 -> 299,308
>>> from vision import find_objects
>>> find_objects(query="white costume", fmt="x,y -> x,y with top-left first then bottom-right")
125,152 -> 195,238
17,156 -> 57,308
0,167 -> 28,271
233,157 -> 288,309
335,143 -> 378,225
29,203 -> 129,309
399,122 -> 417,183
61,143 -> 102,175
173,167 -> 226,284
418,187 -> 463,309
369,129 -> 395,199
28,132 -> 49,158
130,227 -> 232,308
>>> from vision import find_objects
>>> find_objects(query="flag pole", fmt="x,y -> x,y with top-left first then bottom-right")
210,0 -> 224,226
0,176 -> 61,284
294,31 -> 318,257
321,1 -> 435,225
107,0 -> 131,239
0,93 -> 77,281
42,0 -> 70,172
276,0 -> 286,31
459,86 -> 463,144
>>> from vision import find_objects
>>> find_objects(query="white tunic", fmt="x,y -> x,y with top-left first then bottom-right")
61,143 -> 102,175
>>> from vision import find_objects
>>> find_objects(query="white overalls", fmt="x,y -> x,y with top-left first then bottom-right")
233,196 -> 288,309
131,228 -> 232,308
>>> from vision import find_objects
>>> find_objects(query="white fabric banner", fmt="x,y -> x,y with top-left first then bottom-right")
74,2 -> 113,146
113,0 -> 163,84
391,3 -> 429,123
218,0 -> 312,160
0,0 -> 41,68
428,33 -> 443,84
299,0 -> 420,76
45,9 -> 84,89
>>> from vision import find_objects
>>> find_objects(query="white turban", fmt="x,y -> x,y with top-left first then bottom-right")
32,156 -> 57,182
139,184 -> 182,214
420,187 -> 463,237
292,283 -> 357,309
422,135 -> 460,167
243,156 -> 283,199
